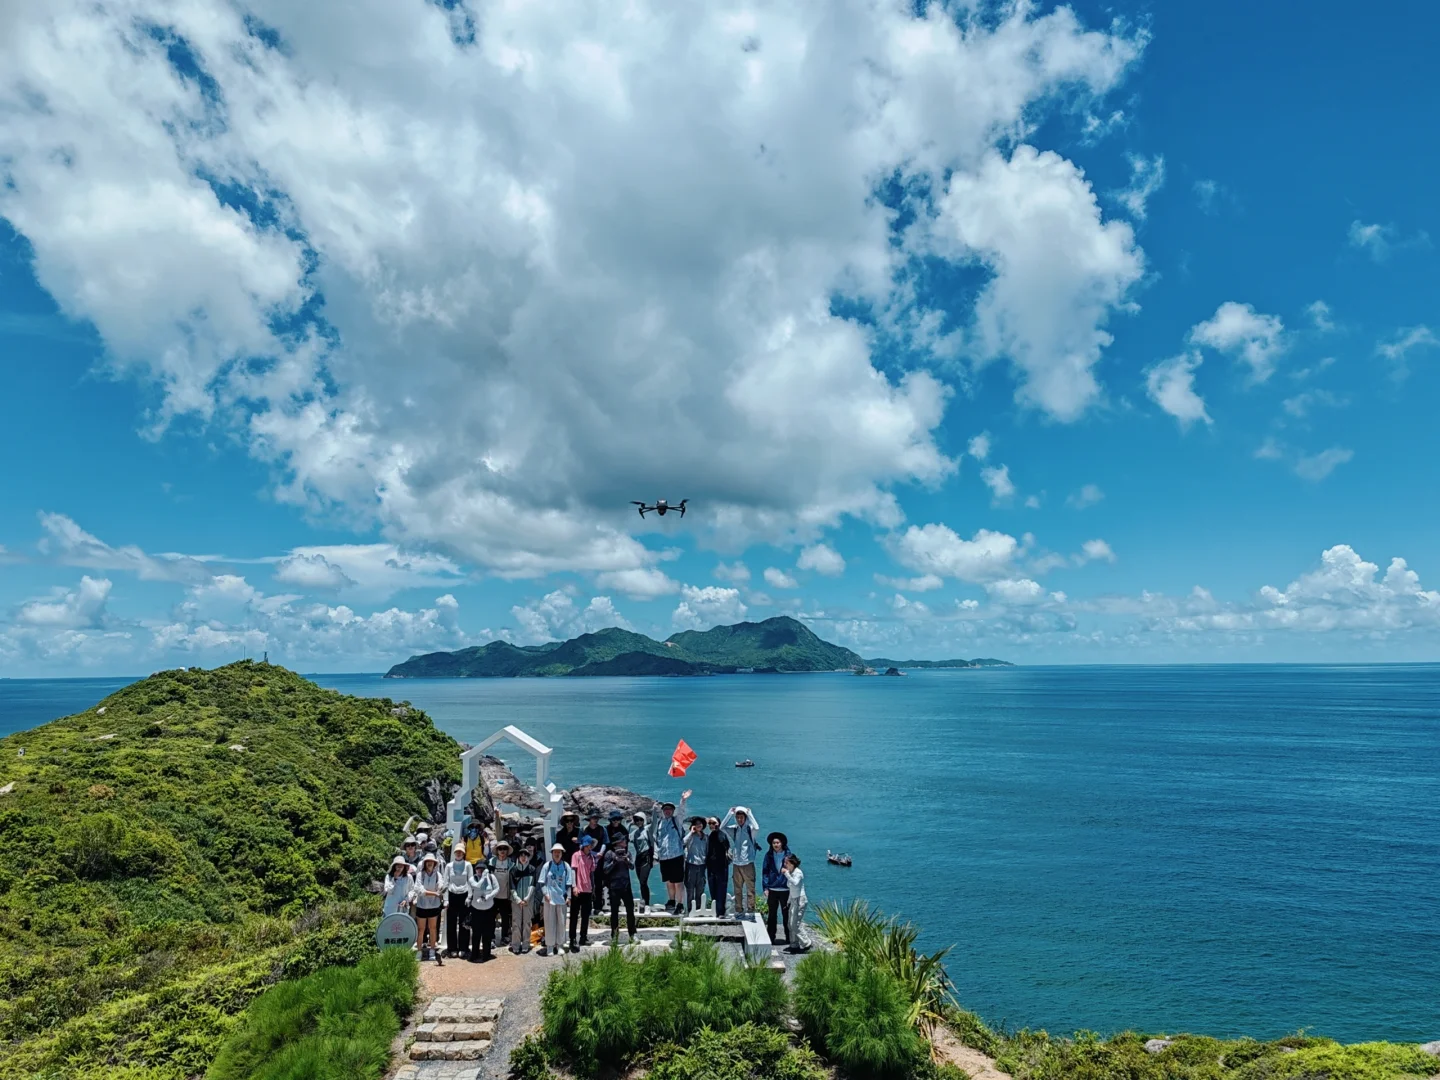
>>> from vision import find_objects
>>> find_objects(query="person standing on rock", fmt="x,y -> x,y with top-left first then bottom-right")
410,851 -> 446,961
706,816 -> 731,918
601,833 -> 638,944
653,792 -> 690,913
683,816 -> 709,915
761,832 -> 791,946
721,806 -> 760,917
569,835 -> 599,951
491,841 -> 515,947
536,842 -> 573,957
467,857 -> 500,962
629,811 -> 655,908
781,854 -> 812,954
442,843 -> 475,958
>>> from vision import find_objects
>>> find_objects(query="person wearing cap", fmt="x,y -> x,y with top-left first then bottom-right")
652,790 -> 690,913
683,816 -> 709,915
410,852 -> 446,960
491,841 -> 515,946
628,811 -> 654,908
467,855 -> 500,962
383,855 -> 413,916
781,853 -> 812,954
721,806 -> 761,917
606,809 -> 627,846
705,816 -> 731,918
581,809 -> 610,912
536,842 -> 574,956
443,843 -> 475,958
761,832 -> 792,946
511,846 -> 538,950
600,833 -> 638,944
569,836 -> 599,950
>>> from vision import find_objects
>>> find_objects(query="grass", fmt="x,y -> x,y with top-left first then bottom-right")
792,947 -> 931,1079
538,937 -> 788,1074
204,947 -> 418,1080
647,1024 -> 829,1080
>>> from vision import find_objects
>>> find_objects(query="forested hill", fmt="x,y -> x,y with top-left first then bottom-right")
386,615 -> 864,677
0,661 -> 460,1079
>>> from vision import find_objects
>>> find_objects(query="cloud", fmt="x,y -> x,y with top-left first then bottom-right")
37,513 -> 213,584
511,590 -> 629,643
763,567 -> 799,590
874,573 -> 944,593
1293,447 -> 1354,482
1305,300 -> 1335,334
889,524 -> 1018,583
980,464 -> 1016,504
16,576 -> 113,629
1281,389 -> 1347,419
1189,302 -> 1285,383
1348,220 -> 1431,262
1377,325 -> 1438,382
672,585 -> 747,630
272,553 -> 357,592
1077,539 -> 1117,564
928,145 -> 1146,421
1145,352 -> 1211,428
796,543 -> 845,577
713,562 -> 751,585
1193,179 -> 1224,214
0,0 -> 1145,573
1113,153 -> 1165,220
966,433 -> 992,462
1066,483 -> 1104,509
594,567 -> 682,600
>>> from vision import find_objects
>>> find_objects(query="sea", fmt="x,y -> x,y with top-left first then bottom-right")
2,665 -> 1436,1044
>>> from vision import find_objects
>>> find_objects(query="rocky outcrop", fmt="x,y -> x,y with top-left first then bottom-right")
564,784 -> 659,820
421,777 -> 461,825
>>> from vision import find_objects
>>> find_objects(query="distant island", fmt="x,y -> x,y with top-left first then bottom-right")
863,657 -> 1014,669
385,615 -> 871,678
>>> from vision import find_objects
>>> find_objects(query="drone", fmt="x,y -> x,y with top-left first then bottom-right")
632,498 -> 688,519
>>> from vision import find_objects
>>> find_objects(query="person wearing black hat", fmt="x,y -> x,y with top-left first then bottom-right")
492,841 -> 515,947
582,809 -> 609,910
600,833 -> 638,944
629,811 -> 654,907
761,832 -> 792,945
683,816 -> 709,915
557,813 -> 582,860
705,816 -> 731,918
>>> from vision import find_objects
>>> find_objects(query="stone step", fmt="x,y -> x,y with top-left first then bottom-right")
422,998 -> 503,1024
409,1038 -> 492,1061
416,1021 -> 496,1042
394,1063 -> 481,1080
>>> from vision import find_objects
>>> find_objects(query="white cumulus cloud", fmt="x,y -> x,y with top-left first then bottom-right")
16,576 -> 113,629
980,464 -> 1016,503
889,524 -> 1018,583
1066,483 -> 1105,509
1112,153 -> 1165,220
1145,352 -> 1211,428
1189,302 -> 1286,383
796,544 -> 845,577
595,568 -> 682,600
763,567 -> 799,590
672,585 -> 747,631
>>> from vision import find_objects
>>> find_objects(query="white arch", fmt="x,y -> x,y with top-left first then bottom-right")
445,725 -> 564,852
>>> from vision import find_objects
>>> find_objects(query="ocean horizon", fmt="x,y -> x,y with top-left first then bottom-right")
3,663 -> 1436,1044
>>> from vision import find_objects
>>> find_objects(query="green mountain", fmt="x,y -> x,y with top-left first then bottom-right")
0,662 -> 459,1080
386,615 -> 865,678
864,657 -> 1014,669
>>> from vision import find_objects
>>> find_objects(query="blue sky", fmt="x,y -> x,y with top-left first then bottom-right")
1,0 -> 1437,675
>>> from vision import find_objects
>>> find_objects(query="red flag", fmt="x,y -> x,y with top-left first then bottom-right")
669,739 -> 697,778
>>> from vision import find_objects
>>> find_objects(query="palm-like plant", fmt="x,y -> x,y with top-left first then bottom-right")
812,900 -> 957,1046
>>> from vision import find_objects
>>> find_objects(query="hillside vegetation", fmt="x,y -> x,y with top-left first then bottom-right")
0,661 -> 459,1080
387,615 -> 864,677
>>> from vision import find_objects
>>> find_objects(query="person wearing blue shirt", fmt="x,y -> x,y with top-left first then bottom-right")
535,842 -> 575,956
761,831 -> 792,946
683,817 -> 709,915
651,790 -> 690,913
720,806 -> 760,917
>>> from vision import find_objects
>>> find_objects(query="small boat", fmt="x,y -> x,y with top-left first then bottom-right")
826,850 -> 852,867
735,759 -> 755,768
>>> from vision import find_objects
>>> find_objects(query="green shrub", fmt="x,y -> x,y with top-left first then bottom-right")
647,1024 -> 828,1080
280,921 -> 379,980
540,937 -> 787,1073
792,948 -> 929,1079
204,947 -> 416,1080
945,1006 -> 1002,1058
507,1032 -> 557,1080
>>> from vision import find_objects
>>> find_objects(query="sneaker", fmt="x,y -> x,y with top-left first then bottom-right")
628,933 -> 636,944
579,937 -> 589,947
568,942 -> 578,953
537,947 -> 549,956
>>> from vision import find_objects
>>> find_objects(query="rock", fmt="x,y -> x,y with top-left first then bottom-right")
0,782 -> 14,796
479,756 -> 546,812
1144,1039 -> 1174,1054
421,777 -> 461,824
96,707 -> 106,715
565,784 -> 658,819
1420,1041 -> 1440,1057
229,744 -> 247,752
93,733 -> 117,741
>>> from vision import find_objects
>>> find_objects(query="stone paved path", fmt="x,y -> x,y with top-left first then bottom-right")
392,996 -> 503,1080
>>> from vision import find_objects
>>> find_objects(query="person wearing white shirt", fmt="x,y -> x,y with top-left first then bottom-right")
781,854 -> 812,954
442,845 -> 475,957
409,852 -> 445,960
383,856 -> 412,917
467,860 -> 500,962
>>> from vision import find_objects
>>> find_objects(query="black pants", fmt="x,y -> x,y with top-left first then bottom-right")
684,863 -> 707,912
765,889 -> 790,943
445,894 -> 470,955
469,905 -> 496,958
609,890 -> 637,940
707,866 -> 728,917
569,892 -> 592,944
495,897 -> 511,944
634,852 -> 653,906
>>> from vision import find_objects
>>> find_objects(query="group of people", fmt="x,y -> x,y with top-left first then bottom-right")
382,793 -> 813,961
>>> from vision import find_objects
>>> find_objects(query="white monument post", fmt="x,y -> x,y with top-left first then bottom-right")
445,725 -> 564,852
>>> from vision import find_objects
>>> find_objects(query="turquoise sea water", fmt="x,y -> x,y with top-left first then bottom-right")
2,665 -> 1436,1043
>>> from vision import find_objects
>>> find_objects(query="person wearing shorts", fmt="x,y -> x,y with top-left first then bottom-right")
653,792 -> 690,913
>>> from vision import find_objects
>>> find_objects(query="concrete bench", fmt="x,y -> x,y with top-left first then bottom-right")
739,916 -> 772,964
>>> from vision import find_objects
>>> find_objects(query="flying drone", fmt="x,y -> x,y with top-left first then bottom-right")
632,498 -> 687,519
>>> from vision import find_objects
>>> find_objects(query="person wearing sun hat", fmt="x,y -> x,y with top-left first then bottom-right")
410,851 -> 445,961
491,840 -> 515,947
401,835 -> 420,868
383,855 -> 412,916
535,842 -> 574,956
721,806 -> 760,917
761,831 -> 792,946
442,843 -> 474,958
